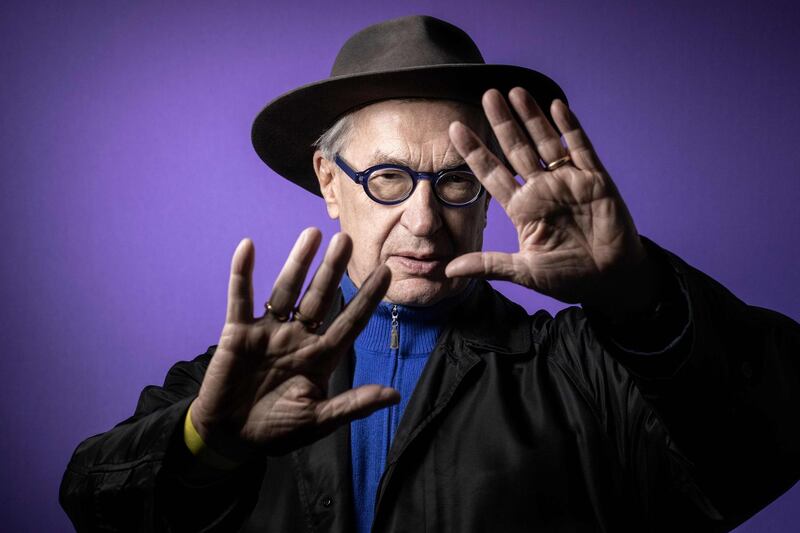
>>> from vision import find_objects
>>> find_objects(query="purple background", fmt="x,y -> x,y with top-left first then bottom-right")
1,1 -> 798,530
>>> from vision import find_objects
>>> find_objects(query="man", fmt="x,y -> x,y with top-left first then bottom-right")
60,14 -> 800,532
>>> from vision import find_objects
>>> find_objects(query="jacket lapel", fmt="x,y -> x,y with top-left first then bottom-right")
373,280 -> 534,520
290,293 -> 356,533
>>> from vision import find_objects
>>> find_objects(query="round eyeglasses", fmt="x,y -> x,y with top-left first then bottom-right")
334,154 -> 484,207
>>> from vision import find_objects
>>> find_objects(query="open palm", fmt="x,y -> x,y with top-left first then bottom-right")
446,87 -> 648,306
191,230 -> 399,461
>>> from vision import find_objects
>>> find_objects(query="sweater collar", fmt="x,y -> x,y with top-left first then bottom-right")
340,272 -> 477,355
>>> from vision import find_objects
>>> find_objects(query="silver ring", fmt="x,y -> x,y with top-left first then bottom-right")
292,308 -> 322,332
264,302 -> 290,322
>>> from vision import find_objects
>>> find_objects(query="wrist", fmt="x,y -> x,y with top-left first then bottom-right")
583,240 -> 663,325
582,235 -> 692,355
184,401 -> 250,471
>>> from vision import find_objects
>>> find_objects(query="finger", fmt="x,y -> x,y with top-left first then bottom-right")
226,238 -> 255,324
508,87 -> 568,166
481,88 -> 542,178
267,227 -> 323,318
550,99 -> 605,172
445,251 -> 519,282
314,384 -> 400,433
449,120 -> 518,208
321,264 -> 391,355
294,232 -> 353,327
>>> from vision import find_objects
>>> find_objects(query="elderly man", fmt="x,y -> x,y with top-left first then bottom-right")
61,15 -> 799,533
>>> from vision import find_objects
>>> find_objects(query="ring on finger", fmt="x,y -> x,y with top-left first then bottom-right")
264,302 -> 290,322
545,154 -> 572,171
292,308 -> 322,332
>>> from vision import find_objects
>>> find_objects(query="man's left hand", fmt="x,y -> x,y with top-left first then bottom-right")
446,87 -> 660,318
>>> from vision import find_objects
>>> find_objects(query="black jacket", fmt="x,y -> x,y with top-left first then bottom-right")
60,237 -> 800,532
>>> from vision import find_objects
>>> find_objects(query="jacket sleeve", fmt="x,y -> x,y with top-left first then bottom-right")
59,345 -> 267,532
549,236 -> 800,531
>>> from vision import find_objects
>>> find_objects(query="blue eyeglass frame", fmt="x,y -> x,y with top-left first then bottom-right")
333,153 -> 484,207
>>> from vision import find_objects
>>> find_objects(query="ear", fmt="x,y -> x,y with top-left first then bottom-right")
313,150 -> 340,219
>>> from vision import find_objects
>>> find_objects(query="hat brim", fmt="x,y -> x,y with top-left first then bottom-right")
251,63 -> 568,197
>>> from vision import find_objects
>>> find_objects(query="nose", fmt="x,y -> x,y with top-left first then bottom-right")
399,179 -> 443,237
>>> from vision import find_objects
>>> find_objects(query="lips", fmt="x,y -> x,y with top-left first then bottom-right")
388,253 -> 449,276
395,252 -> 446,261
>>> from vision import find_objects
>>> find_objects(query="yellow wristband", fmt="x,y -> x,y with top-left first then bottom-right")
183,402 -> 245,471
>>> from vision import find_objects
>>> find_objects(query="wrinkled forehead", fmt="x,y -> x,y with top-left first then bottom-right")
346,98 -> 490,165
352,97 -> 487,133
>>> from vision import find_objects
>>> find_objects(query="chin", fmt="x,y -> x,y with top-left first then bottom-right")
385,276 -> 467,306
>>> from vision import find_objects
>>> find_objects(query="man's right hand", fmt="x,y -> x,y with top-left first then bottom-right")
189,228 -> 399,462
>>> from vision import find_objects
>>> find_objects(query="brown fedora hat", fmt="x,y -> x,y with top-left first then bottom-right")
251,14 -> 567,197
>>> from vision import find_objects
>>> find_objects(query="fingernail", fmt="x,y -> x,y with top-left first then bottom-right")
383,387 -> 400,402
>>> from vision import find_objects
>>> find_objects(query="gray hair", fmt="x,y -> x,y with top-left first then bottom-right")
311,109 -> 358,161
311,98 -> 506,166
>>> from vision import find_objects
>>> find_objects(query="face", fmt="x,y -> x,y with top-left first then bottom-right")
313,99 -> 492,306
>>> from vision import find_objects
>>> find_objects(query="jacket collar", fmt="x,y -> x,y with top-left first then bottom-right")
290,279 -> 540,532
324,277 -> 536,357
446,279 -> 536,355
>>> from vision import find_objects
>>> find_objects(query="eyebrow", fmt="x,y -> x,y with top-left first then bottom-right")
367,149 -> 467,171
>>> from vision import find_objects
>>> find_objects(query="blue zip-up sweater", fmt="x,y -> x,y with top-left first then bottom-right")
340,273 -> 476,533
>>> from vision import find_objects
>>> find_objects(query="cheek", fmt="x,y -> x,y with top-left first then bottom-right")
337,193 -> 398,280
444,207 -> 486,251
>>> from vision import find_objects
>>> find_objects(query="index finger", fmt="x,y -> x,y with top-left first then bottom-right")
449,120 -> 518,208
320,265 -> 392,357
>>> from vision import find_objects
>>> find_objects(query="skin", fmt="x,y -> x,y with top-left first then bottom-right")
188,87 -> 663,469
444,88 -> 660,317
313,99 -> 495,306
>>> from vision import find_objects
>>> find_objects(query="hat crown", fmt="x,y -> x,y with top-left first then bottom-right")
331,15 -> 485,77
252,15 -> 566,197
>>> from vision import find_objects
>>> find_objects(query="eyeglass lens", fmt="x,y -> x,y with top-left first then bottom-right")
366,168 -> 481,205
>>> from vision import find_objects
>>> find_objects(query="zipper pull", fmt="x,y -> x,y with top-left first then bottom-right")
390,304 -> 399,350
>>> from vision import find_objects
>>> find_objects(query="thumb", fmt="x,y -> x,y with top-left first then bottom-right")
314,385 -> 400,434
445,251 -> 518,281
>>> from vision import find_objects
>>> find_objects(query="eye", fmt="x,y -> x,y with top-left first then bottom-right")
371,171 -> 407,180
367,168 -> 414,201
437,172 -> 481,204
438,171 -> 477,187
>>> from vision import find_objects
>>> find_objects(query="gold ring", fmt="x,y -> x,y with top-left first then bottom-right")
545,154 -> 572,171
292,308 -> 322,332
265,302 -> 290,322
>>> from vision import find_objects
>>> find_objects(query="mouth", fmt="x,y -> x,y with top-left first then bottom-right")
387,253 -> 449,276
